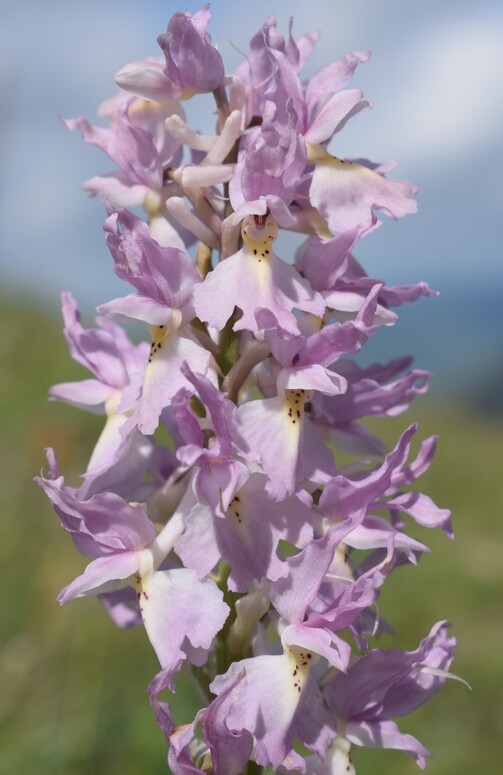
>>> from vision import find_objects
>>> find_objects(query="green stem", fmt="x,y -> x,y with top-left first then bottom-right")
189,663 -> 213,705
244,761 -> 264,775
216,314 -> 239,378
214,562 -> 242,677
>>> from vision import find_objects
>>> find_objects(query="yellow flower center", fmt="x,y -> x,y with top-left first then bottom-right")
241,214 -> 278,263
284,389 -> 313,426
147,310 -> 182,364
287,645 -> 316,695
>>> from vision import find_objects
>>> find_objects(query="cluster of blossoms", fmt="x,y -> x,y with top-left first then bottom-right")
38,6 -> 465,774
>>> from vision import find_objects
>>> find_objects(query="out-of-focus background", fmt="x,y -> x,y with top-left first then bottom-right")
1,1 -> 502,773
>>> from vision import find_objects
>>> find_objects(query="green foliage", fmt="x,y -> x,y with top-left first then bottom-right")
1,299 -> 502,774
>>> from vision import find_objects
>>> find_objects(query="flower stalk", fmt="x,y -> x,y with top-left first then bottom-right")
39,6 -> 465,773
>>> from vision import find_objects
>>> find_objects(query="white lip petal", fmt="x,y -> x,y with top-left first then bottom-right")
138,568 -> 229,669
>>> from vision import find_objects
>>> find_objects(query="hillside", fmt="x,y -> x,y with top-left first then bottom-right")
1,299 -> 501,774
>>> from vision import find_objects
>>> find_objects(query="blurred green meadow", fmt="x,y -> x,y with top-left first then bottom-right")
1,298 -> 502,775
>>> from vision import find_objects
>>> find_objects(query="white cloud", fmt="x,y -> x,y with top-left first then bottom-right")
331,13 -> 503,170
387,19 -> 502,163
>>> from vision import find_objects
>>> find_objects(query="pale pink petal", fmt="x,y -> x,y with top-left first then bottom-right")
194,245 -> 323,334
284,623 -> 351,671
49,379 -> 113,412
384,492 -> 453,537
304,90 -> 371,145
346,720 -> 430,768
194,216 -> 323,334
138,334 -> 211,434
82,173 -> 148,208
305,51 -> 371,115
310,154 -> 417,232
139,568 -> 229,669
210,653 -> 311,770
98,294 -> 171,326
233,395 -> 301,499
279,364 -> 347,396
85,412 -> 130,476
57,551 -> 138,603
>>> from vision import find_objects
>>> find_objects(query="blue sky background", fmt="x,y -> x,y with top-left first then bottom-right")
1,0 -> 501,402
